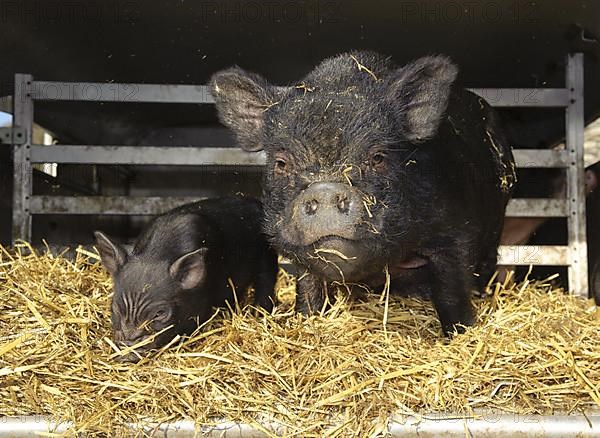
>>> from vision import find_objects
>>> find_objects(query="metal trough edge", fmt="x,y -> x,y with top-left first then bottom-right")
1,413 -> 599,437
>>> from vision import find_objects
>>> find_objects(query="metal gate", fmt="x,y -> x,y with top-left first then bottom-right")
9,54 -> 589,298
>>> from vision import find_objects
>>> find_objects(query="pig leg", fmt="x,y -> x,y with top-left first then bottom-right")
429,253 -> 475,336
475,229 -> 503,293
252,254 -> 278,312
295,271 -> 328,315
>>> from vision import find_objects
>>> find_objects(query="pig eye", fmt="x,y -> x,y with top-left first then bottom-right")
153,309 -> 171,322
370,152 -> 387,171
273,152 -> 290,176
275,158 -> 287,172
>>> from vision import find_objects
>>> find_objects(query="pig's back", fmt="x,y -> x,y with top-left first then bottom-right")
431,89 -> 515,217
424,89 -> 515,269
133,196 -> 267,260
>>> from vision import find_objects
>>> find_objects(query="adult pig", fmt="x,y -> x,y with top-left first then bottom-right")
95,196 -> 278,360
210,52 -> 516,335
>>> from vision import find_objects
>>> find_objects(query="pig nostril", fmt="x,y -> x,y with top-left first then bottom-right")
336,195 -> 349,213
303,199 -> 319,215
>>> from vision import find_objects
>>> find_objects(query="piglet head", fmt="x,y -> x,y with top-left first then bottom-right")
94,231 -> 208,362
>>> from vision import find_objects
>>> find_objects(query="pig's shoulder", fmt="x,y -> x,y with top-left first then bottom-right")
132,211 -> 216,256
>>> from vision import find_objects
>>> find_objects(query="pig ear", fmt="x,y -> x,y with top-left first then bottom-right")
94,231 -> 127,275
385,56 -> 458,143
169,248 -> 208,290
210,67 -> 276,152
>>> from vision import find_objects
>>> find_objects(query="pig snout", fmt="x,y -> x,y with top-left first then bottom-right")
114,329 -> 152,350
113,330 -> 153,363
299,182 -> 355,216
288,182 -> 364,246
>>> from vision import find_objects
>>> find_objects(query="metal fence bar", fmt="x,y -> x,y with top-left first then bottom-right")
469,88 -> 570,107
30,145 -> 266,166
497,245 -> 568,266
28,196 -> 569,218
512,149 -> 568,168
11,74 -> 34,245
506,199 -> 568,217
29,146 -> 570,168
0,95 -> 12,113
27,80 -> 570,108
30,82 -> 214,104
29,196 -> 204,215
566,53 -> 589,298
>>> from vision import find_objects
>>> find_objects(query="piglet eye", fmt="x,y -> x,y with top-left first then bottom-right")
370,152 -> 387,170
153,309 -> 170,321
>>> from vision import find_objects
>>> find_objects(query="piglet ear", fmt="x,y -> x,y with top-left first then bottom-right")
385,55 -> 458,143
210,67 -> 276,152
94,231 -> 127,275
169,248 -> 208,290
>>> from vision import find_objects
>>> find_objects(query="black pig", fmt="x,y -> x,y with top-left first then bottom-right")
210,51 -> 516,336
94,196 -> 278,360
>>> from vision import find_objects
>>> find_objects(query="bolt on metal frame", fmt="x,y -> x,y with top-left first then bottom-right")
11,54 -> 588,298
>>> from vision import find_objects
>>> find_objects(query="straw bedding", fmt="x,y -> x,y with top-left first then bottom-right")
1,243 -> 599,436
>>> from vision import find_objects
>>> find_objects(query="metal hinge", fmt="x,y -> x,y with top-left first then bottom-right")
0,126 -> 26,145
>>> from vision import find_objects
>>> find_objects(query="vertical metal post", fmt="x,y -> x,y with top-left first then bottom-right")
12,74 -> 34,245
565,54 -> 589,298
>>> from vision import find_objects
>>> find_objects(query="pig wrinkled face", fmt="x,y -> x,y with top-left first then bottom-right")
110,260 -> 180,353
211,52 -> 457,282
261,103 -> 416,282
94,232 -> 207,361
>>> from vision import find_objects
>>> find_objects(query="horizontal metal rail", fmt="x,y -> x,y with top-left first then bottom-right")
512,149 -> 568,168
497,245 -> 568,266
29,197 -> 570,265
29,196 -> 568,218
505,198 -> 568,217
29,145 -> 568,169
30,145 -> 266,166
27,80 -> 571,108
29,196 -> 202,215
0,413 -> 599,437
469,88 -> 570,107
30,82 -> 215,104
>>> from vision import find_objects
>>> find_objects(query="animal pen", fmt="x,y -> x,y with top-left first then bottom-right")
8,54 -> 591,293
1,53 -> 599,436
